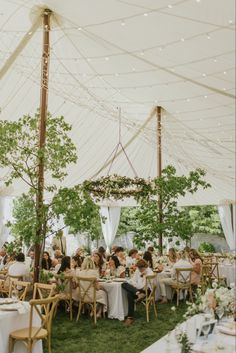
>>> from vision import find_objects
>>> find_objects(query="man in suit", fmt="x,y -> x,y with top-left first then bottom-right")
51,230 -> 67,256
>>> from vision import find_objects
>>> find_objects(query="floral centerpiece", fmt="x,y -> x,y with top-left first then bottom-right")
184,282 -> 236,319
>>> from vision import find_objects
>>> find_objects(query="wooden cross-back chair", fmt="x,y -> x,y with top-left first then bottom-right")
54,274 -> 73,320
0,278 -> 9,297
140,274 -> 158,322
9,294 -> 59,353
171,268 -> 193,306
9,280 -> 31,301
33,283 -> 56,300
76,276 -> 97,324
201,262 -> 227,290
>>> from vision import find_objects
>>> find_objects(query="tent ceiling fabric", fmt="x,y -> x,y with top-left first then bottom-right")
0,0 -> 235,206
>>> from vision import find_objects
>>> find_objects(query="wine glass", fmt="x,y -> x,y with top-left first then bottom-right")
215,306 -> 224,323
201,322 -> 211,342
11,289 -> 18,301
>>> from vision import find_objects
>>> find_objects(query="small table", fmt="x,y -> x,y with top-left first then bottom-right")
0,301 -> 43,353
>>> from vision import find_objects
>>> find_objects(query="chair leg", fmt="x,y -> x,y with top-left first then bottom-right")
8,336 -> 14,353
77,301 -> 82,321
94,304 -> 97,325
47,334 -> 52,353
27,339 -> 32,353
70,299 -> 73,321
189,287 -> 193,303
146,303 -> 149,323
176,290 -> 179,306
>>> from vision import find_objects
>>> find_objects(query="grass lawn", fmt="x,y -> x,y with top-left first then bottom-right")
46,302 -> 187,353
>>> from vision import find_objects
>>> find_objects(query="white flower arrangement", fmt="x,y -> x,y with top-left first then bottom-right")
184,282 -> 236,319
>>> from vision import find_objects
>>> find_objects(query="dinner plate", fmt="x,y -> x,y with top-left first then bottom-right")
0,298 -> 17,305
218,323 -> 236,336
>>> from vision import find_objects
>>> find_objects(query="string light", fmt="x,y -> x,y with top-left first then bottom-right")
143,13 -> 148,17
167,4 -> 173,9
202,73 -> 206,77
77,27 -> 82,31
228,20 -> 233,24
204,95 -> 208,99
105,57 -> 109,61
180,38 -> 185,42
223,71 -> 227,75
206,34 -> 211,39
121,21 -> 125,26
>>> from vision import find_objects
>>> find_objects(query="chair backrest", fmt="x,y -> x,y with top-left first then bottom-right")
54,274 -> 73,296
9,280 -> 31,301
8,275 -> 24,281
76,276 -> 97,304
28,295 -> 59,339
33,282 -> 56,300
175,268 -> 192,286
145,274 -> 157,299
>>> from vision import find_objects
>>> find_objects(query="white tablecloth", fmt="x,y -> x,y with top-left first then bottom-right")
141,315 -> 235,353
99,281 -> 128,321
0,302 -> 43,353
219,264 -> 236,287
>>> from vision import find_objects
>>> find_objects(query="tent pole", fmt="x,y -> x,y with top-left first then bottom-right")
34,9 -> 52,283
157,106 -> 163,255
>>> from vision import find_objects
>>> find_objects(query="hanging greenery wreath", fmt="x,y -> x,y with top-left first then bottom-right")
82,174 -> 152,201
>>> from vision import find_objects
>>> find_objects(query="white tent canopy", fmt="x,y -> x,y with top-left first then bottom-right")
0,0 -> 235,206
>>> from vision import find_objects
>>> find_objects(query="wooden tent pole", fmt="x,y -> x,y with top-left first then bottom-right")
34,9 -> 51,283
157,106 -> 163,255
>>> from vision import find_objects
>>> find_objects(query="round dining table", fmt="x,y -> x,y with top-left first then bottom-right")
0,300 -> 42,353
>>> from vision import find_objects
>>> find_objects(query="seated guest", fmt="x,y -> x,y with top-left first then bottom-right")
71,255 -> 83,273
126,249 -> 139,267
54,249 -> 63,259
74,248 -> 84,263
8,252 -> 30,279
114,246 -> 126,266
74,256 -> 108,318
98,246 -> 107,262
52,230 -> 67,255
105,255 -> 125,278
167,248 -> 177,267
54,255 -> 63,273
143,251 -> 153,269
41,251 -> 52,271
122,259 -> 153,326
189,249 -> 202,285
92,252 -> 106,277
0,247 -> 8,269
159,250 -> 192,304
57,256 -> 71,274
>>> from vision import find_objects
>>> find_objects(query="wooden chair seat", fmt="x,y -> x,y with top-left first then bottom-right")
10,327 -> 47,340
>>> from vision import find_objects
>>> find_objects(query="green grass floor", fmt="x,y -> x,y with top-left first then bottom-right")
45,302 -> 187,353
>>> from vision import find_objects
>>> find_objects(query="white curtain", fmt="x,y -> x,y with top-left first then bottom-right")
218,201 -> 236,251
100,206 -> 121,253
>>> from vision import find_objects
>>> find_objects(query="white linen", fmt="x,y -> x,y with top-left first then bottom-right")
8,261 -> 30,278
219,264 -> 236,287
218,202 -> 236,251
100,206 -> 121,253
99,281 -> 128,321
141,315 -> 235,353
0,302 -> 42,353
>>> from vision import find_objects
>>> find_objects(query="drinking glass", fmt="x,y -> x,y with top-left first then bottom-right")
215,306 -> 224,323
201,322 -> 211,342
11,289 -> 18,301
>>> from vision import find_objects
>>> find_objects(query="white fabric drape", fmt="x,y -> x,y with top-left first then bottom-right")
100,206 -> 121,253
218,201 -> 236,251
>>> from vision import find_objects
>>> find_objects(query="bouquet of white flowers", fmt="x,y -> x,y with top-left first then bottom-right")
184,282 -> 236,319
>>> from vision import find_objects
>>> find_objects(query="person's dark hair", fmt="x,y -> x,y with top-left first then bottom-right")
42,251 -> 52,270
143,251 -> 153,268
136,259 -> 148,269
57,256 -> 71,274
98,246 -> 106,255
190,249 -> 202,261
16,252 -> 25,262
128,248 -> 138,257
108,255 -> 120,268
147,246 -> 154,253
72,255 -> 82,268
93,252 -> 104,274
114,246 -> 124,254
